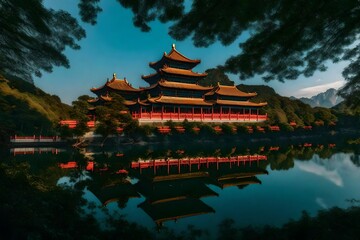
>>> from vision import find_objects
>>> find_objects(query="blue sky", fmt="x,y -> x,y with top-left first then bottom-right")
36,0 -> 347,104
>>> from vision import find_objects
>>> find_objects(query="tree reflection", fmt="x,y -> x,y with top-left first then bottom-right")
2,138 -> 360,239
220,207 -> 360,240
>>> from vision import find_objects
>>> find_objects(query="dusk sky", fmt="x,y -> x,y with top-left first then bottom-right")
37,0 -> 347,104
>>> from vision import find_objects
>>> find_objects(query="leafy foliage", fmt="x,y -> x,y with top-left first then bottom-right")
198,67 -> 234,86
94,93 -> 132,138
69,95 -> 92,137
0,75 -> 71,141
78,0 -> 102,25
237,84 -> 337,126
77,0 -> 360,107
0,0 -> 85,83
199,68 -> 338,126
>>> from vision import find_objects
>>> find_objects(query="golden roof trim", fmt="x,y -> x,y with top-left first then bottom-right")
160,66 -> 208,77
213,99 -> 267,107
148,95 -> 213,106
205,85 -> 257,97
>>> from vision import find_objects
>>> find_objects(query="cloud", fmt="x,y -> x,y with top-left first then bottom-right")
296,161 -> 343,187
297,80 -> 346,98
316,197 -> 328,209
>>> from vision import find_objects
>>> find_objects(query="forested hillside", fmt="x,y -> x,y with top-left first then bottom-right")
237,84 -> 337,126
0,75 -> 71,143
199,68 -> 337,127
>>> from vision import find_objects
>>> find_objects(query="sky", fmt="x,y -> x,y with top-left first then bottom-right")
36,0 -> 347,105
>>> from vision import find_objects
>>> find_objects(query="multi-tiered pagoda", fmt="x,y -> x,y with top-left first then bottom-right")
90,44 -> 267,123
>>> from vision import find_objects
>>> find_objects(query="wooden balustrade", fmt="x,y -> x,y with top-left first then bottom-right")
132,112 -> 267,122
131,155 -> 267,169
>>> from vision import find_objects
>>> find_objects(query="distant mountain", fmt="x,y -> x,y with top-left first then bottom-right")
237,84 -> 337,126
199,68 -> 337,126
292,88 -> 343,108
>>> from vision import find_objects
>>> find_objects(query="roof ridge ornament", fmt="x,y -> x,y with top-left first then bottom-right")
172,43 -> 176,49
112,73 -> 116,81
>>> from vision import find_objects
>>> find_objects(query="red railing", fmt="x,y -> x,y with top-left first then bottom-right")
131,155 -> 267,169
132,112 -> 267,122
10,147 -> 61,156
59,120 -> 96,129
10,135 -> 63,143
269,125 -> 280,131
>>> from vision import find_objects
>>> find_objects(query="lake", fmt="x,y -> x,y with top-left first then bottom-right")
2,139 -> 360,239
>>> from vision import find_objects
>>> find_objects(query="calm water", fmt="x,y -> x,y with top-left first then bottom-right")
3,140 -> 360,238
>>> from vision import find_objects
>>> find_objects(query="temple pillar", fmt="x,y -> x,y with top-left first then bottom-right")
229,107 -> 231,120
167,160 -> 170,174
220,106 -> 222,120
153,160 -> 156,174
161,106 -> 164,120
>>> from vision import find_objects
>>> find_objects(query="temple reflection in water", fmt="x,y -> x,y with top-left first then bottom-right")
78,153 -> 268,228
131,155 -> 268,227
5,140 -> 358,237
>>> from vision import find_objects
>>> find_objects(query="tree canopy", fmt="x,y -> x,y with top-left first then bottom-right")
2,0 -> 360,107
198,67 -> 234,87
77,0 -> 360,107
0,0 -> 85,83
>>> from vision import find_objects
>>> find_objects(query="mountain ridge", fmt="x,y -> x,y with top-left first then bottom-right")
291,88 -> 343,108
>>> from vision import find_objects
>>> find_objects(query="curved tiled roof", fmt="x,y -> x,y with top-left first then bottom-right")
164,45 -> 201,63
141,72 -> 158,79
100,95 -> 112,101
123,99 -> 150,106
87,95 -> 112,103
87,98 -> 100,103
213,99 -> 267,107
142,80 -> 212,91
205,85 -> 257,97
160,66 -> 208,77
159,80 -> 213,90
142,67 -> 207,81
106,79 -> 142,92
149,44 -> 200,67
91,74 -> 142,93
148,96 -> 212,106
91,84 -> 106,93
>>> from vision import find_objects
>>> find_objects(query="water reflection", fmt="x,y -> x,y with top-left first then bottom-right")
131,155 -> 268,227
10,147 -> 64,155
3,139 -> 360,235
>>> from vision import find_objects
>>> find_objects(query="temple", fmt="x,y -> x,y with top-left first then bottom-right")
90,44 -> 268,123
130,154 -> 268,227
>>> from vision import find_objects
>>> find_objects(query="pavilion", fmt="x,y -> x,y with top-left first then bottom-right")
90,44 -> 268,123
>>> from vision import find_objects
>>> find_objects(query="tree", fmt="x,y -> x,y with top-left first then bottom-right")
94,93 -> 131,141
70,95 -> 91,137
0,0 -> 86,83
77,0 -> 360,108
5,1 -> 360,107
198,67 -> 234,87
